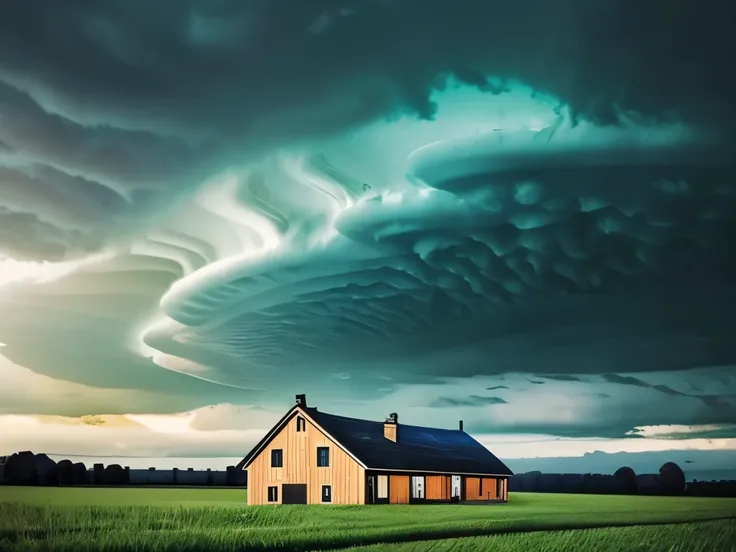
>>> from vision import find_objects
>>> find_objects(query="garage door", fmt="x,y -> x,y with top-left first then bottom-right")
281,484 -> 307,504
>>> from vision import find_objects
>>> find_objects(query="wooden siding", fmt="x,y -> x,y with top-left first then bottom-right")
480,477 -> 497,500
464,476 -> 482,500
463,476 -> 509,501
389,475 -> 410,504
246,413 -> 365,505
425,475 -> 451,500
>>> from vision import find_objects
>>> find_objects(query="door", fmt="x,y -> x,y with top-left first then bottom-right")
376,475 -> 388,503
281,484 -> 307,504
451,475 -> 462,499
411,476 -> 425,501
366,475 -> 376,504
389,475 -> 410,504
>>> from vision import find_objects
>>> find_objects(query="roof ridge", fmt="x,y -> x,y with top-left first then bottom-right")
310,408 -> 463,433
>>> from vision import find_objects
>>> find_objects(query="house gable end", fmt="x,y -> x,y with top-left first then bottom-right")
240,406 -> 367,471
239,405 -> 299,470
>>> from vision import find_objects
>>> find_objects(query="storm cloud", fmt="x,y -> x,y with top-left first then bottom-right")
430,395 -> 509,408
1,0 -> 734,136
0,0 -> 735,447
536,375 -> 585,382
601,373 -> 734,412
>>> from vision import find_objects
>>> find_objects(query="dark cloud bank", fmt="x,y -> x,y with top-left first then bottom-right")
2,0 -> 734,135
0,0 -> 733,258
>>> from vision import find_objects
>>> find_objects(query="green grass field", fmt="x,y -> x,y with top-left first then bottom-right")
329,520 -> 736,552
1,487 -> 735,551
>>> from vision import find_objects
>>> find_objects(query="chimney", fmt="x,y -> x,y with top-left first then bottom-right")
295,394 -> 307,407
459,420 -> 464,432
384,413 -> 398,442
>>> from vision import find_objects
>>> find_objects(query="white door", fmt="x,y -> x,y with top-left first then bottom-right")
411,476 -> 424,499
451,475 -> 461,498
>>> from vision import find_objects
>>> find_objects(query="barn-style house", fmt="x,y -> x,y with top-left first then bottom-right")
240,394 -> 513,505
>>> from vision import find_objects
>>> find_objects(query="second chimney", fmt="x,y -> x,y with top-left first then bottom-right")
384,412 -> 398,442
459,420 -> 464,432
295,394 -> 307,407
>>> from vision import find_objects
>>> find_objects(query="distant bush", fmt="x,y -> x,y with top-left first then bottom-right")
659,462 -> 686,495
613,466 -> 637,494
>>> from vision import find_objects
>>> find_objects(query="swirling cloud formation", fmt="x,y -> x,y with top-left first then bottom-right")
0,0 -> 734,444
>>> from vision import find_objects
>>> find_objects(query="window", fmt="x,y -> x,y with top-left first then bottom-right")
321,485 -> 332,503
377,475 -> 388,499
296,416 -> 306,432
267,486 -> 278,502
316,446 -> 330,467
271,449 -> 283,468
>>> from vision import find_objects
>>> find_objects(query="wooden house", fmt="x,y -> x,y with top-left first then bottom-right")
240,394 -> 513,505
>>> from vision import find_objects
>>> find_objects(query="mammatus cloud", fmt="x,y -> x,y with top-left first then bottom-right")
0,0 -> 734,449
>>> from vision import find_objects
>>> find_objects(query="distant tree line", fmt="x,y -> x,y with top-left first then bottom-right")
3,452 -> 733,498
509,462 -> 736,498
0,451 -> 246,488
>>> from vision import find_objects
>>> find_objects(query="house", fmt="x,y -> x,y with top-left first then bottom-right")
239,394 -> 513,505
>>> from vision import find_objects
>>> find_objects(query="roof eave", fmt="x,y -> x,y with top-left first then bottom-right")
364,467 -> 513,477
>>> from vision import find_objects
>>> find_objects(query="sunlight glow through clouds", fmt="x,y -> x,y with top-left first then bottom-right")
480,432 -> 736,459
1,410 -> 735,463
0,253 -> 113,289
628,425 -> 736,439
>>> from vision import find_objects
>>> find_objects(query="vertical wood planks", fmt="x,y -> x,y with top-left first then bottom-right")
389,475 -> 410,504
246,413 -> 365,505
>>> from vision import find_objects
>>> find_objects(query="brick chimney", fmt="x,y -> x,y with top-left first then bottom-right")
295,394 -> 307,407
384,413 -> 398,442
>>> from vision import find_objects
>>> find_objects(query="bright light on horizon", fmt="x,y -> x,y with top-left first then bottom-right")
0,253 -> 113,290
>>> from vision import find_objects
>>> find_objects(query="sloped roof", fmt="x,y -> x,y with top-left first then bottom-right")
240,404 -> 512,476
306,408 -> 513,476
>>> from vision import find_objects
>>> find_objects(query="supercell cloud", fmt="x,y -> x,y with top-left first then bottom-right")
0,0 -> 735,443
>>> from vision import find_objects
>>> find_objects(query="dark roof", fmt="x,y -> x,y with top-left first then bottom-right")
240,405 -> 513,476
306,407 -> 513,476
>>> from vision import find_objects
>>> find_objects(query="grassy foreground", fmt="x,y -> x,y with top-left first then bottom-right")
1,487 -> 736,551
330,520 -> 736,552
0,486 -> 247,507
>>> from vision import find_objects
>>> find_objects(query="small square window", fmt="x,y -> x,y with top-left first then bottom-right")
321,485 -> 332,503
271,449 -> 283,468
267,486 -> 278,502
316,447 -> 329,467
296,417 -> 306,432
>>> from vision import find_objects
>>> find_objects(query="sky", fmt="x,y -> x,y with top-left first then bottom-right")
1,0 -> 735,476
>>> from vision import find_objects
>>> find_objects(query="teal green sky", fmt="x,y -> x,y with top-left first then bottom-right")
1,0 -> 735,472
